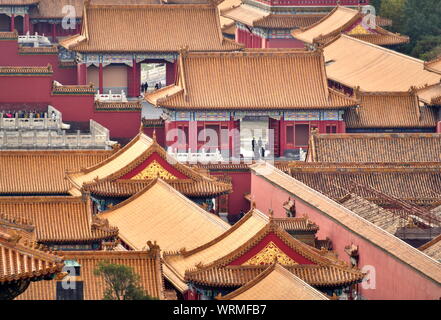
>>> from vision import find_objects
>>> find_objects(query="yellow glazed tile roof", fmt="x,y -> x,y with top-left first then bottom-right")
98,179 -> 230,252
344,90 -> 438,129
292,6 -> 360,44
147,50 -> 357,110
0,150 -> 112,195
323,35 -> 441,93
218,264 -> 329,300
292,6 -> 408,46
68,133 -> 153,188
60,3 -> 242,52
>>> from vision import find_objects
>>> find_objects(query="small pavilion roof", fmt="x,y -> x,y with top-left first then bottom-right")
60,3 -> 242,53
419,234 -> 441,262
425,56 -> 441,75
68,132 -> 232,197
0,150 -> 112,195
68,133 -> 154,189
186,263 -> 363,289
221,4 -> 325,29
0,196 -> 118,243
217,264 -> 329,300
98,179 -> 230,252
146,49 -> 358,110
250,163 -> 441,287
307,132 -> 441,163
323,35 -> 441,94
292,6 -> 408,46
0,227 -> 63,285
16,249 -> 166,300
344,90 -> 438,129
416,83 -> 441,105
164,209 -> 363,292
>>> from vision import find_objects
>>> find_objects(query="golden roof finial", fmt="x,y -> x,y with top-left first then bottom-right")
152,129 -> 157,142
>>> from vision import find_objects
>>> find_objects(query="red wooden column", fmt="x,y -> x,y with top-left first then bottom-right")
130,59 -> 140,97
127,59 -> 140,97
279,118 -> 286,157
10,14 -> 15,32
77,63 -> 88,85
339,120 -> 346,133
24,14 -> 30,34
165,61 -> 176,86
98,63 -> 104,94
51,23 -> 57,42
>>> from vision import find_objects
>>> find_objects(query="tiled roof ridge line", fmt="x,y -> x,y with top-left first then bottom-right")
330,34 -> 426,65
0,195 -> 84,204
216,262 -> 279,300
67,132 -> 148,177
163,209 -> 265,258
87,3 -> 217,10
313,10 -> 363,44
314,132 -> 441,139
0,212 -> 35,230
97,179 -> 229,229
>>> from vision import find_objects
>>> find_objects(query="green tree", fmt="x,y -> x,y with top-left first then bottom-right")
379,0 -> 407,32
411,35 -> 441,60
94,261 -> 155,300
401,0 -> 441,56
370,0 -> 382,11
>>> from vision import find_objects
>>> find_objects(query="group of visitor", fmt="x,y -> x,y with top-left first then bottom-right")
141,82 -> 163,93
1,110 -> 47,119
251,136 -> 266,159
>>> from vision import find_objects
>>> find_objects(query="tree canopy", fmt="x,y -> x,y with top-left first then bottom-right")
369,0 -> 441,59
94,261 -> 156,300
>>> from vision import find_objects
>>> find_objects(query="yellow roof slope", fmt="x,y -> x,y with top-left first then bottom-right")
68,133 -> 153,188
218,0 -> 240,29
147,50 -> 357,110
164,209 -> 269,289
292,6 -> 358,44
61,3 -> 242,52
324,35 -> 441,92
218,264 -> 329,300
250,162 -> 441,286
98,179 -> 230,252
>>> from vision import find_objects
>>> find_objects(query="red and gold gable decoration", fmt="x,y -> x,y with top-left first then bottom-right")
229,233 -> 315,267
346,19 -> 374,35
121,153 -> 189,180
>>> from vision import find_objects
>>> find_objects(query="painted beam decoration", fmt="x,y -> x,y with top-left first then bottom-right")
78,53 -> 177,67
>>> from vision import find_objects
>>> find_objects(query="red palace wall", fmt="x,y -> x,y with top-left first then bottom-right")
210,169 -> 251,216
143,127 -> 166,147
250,172 -> 441,300
0,39 -> 141,141
0,39 -> 77,84
263,38 -> 305,49
92,111 -> 141,141
279,120 -> 345,155
0,73 -> 140,140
